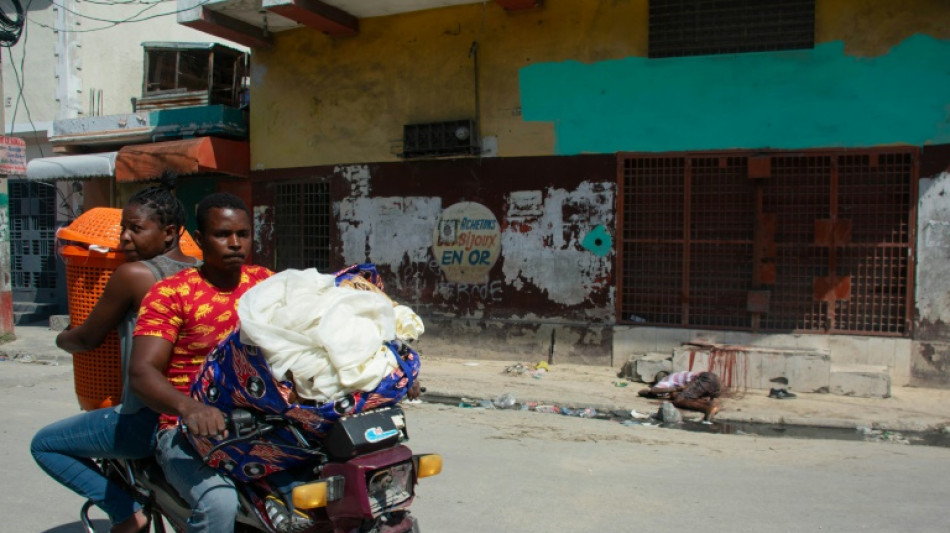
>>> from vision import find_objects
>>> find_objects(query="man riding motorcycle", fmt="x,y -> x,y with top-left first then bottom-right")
130,192 -> 273,532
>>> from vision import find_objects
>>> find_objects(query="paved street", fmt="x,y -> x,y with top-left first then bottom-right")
4,360 -> 950,532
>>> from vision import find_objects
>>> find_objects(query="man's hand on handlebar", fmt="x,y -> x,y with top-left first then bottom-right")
181,401 -> 229,439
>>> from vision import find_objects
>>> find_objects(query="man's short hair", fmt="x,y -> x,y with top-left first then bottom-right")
196,193 -> 251,233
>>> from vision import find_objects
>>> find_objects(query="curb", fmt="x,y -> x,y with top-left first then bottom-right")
420,390 -> 949,434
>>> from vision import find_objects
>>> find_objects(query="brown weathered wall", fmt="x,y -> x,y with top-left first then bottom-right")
252,154 -> 617,363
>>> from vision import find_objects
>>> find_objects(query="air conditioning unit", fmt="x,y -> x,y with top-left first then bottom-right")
402,120 -> 480,158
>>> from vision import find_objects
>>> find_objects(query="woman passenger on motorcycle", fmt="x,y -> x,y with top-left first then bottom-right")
31,171 -> 199,533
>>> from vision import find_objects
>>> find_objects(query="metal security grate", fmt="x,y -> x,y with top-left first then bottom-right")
688,157 -> 754,328
274,181 -> 331,272
649,0 -> 815,58
9,179 -> 58,293
618,148 -> 917,336
621,157 -> 685,325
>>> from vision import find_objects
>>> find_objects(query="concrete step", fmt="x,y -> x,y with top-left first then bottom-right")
830,364 -> 891,398
13,302 -> 58,326
13,302 -> 57,313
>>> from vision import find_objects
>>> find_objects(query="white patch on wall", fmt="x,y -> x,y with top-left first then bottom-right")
336,164 -> 371,198
253,205 -> 274,257
502,182 -> 615,307
917,172 -> 950,323
338,196 -> 442,269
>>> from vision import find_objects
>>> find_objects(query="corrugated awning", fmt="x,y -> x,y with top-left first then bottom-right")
115,137 -> 249,183
25,152 -> 117,181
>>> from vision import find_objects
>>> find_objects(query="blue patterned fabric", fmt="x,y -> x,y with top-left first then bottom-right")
186,264 -> 420,482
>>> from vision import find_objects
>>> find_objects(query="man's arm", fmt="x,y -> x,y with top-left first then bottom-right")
129,335 -> 227,438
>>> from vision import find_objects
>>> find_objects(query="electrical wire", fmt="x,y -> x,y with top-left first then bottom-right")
49,0 -> 161,25
6,6 -> 46,161
30,0 -> 212,33
0,0 -> 24,46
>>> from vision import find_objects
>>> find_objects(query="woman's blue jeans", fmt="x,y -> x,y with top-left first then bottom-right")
30,407 -> 159,525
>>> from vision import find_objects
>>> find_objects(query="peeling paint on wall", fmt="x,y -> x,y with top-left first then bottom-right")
917,172 -> 950,331
252,205 -> 273,258
337,164 -> 371,198
501,181 -> 615,308
337,196 -> 443,281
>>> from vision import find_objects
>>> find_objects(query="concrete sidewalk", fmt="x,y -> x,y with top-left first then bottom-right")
4,322 -> 949,434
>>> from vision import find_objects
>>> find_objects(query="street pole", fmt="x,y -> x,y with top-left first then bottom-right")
0,53 -> 15,336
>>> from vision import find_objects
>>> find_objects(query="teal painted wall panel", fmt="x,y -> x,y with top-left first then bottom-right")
520,35 -> 950,154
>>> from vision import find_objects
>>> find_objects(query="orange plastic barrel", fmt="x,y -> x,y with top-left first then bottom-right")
59,207 -> 202,410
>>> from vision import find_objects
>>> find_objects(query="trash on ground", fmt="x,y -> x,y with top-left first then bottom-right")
504,363 -> 529,375
656,401 -> 683,424
857,426 -> 910,445
768,388 -> 797,400
462,362 -> 480,367
492,392 -> 517,409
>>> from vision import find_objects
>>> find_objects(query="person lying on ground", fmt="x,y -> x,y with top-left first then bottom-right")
638,370 -> 722,422
637,370 -> 697,398
671,371 -> 722,422
31,173 -> 199,533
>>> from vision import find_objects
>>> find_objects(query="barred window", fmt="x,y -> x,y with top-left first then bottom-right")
649,0 -> 815,58
274,181 -> 331,272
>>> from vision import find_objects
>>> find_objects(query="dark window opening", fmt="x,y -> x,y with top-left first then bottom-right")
649,0 -> 815,58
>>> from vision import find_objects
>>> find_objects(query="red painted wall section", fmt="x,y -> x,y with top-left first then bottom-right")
0,291 -> 12,335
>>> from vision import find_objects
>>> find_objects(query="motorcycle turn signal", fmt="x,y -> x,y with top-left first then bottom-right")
291,475 -> 344,510
413,454 -> 443,479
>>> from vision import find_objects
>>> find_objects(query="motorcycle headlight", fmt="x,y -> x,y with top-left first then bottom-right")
367,461 -> 414,515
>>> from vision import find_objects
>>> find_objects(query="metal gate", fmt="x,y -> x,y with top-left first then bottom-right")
617,148 -> 917,336
274,181 -> 331,272
9,179 -> 58,301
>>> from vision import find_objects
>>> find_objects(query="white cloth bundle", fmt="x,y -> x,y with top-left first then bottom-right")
237,268 -> 423,402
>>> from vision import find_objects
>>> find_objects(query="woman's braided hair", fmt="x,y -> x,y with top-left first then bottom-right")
127,170 -> 188,236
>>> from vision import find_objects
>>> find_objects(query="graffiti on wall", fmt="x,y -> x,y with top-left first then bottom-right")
432,202 -> 501,284
437,280 -> 504,304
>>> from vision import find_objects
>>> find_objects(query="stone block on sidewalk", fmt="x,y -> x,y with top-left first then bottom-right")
49,315 -> 70,332
830,365 -> 891,398
634,357 -> 672,384
617,352 -> 671,383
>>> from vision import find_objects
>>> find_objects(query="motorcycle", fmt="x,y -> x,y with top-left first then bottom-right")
81,404 -> 441,533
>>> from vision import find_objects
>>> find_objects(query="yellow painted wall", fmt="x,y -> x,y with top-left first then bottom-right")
817,0 -> 950,55
251,0 -> 950,169
251,0 -> 646,168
